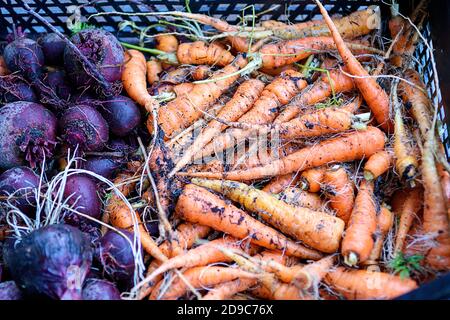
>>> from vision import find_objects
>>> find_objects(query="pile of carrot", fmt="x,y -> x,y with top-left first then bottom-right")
105,0 -> 449,300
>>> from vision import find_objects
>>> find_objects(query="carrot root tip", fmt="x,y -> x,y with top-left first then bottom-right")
363,171 -> 374,181
344,252 -> 359,267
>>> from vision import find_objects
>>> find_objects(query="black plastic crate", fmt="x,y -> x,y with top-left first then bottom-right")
0,0 -> 449,299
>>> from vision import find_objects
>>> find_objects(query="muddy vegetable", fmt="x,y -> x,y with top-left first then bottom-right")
59,104 -> 109,152
3,224 -> 92,300
0,101 -> 57,170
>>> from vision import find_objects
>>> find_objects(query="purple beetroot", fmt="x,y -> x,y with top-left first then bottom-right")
59,104 -> 109,152
0,75 -> 37,104
0,101 -> 57,170
0,281 -> 23,300
64,29 -> 124,97
3,36 -> 44,81
62,174 -> 102,222
98,95 -> 141,137
82,279 -> 121,300
3,224 -> 92,300
96,229 -> 141,284
38,33 -> 66,66
0,166 -> 40,215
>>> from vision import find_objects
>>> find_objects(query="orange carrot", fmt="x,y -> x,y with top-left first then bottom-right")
197,70 -> 307,159
122,50 -> 159,113
262,173 -> 299,194
322,165 -> 355,224
365,205 -> 394,271
138,222 -> 211,299
393,95 -> 419,183
170,79 -> 265,175
250,281 -> 312,300
177,41 -> 235,67
275,187 -> 325,211
155,56 -> 247,138
146,58 -> 163,85
203,278 -> 257,300
225,101 -> 367,140
325,267 -> 418,300
259,37 -> 382,70
364,150 -> 393,181
315,0 -> 392,132
176,184 -> 323,259
421,136 -> 450,270
191,65 -> 213,80
106,169 -> 166,262
341,179 -> 378,266
394,187 -> 423,254
150,266 -> 261,300
179,127 -> 386,182
275,69 -> 356,123
140,237 -> 258,292
191,179 -> 345,253
0,56 -> 9,76
155,34 -> 179,53
300,167 -> 326,193
399,70 -> 432,140
271,6 -> 381,40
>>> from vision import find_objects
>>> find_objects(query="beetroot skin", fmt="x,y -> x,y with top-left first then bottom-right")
3,224 -> 92,300
38,33 -> 66,66
0,166 -> 40,215
0,75 -> 37,104
98,95 -> 141,137
3,37 -> 44,80
60,104 -> 109,152
63,174 -> 102,221
82,279 -> 121,300
64,29 -> 124,96
0,101 -> 57,170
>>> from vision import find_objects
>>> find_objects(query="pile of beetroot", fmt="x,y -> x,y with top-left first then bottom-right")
0,27 -> 148,300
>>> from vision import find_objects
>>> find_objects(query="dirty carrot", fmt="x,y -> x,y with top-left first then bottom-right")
150,266 -> 261,300
154,56 -> 247,138
146,58 -> 163,85
394,187 -> 423,254
191,178 -> 345,253
176,184 -> 323,259
0,56 -> 9,75
275,187 -> 325,211
325,267 -> 418,300
155,34 -> 179,53
274,71 -> 356,123
171,78 -> 265,175
197,70 -> 307,159
365,205 -> 394,271
271,6 -> 381,40
262,173 -> 299,194
179,126 -> 386,182
122,49 -> 159,113
393,84 -> 419,183
139,237 -> 258,293
258,36 -> 383,70
364,150 -> 393,181
107,170 -> 167,262
191,65 -> 213,80
341,179 -> 378,266
177,41 -> 235,67
300,167 -> 326,193
322,165 -> 355,224
202,278 -> 257,300
315,0 -> 392,132
138,222 -> 211,299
